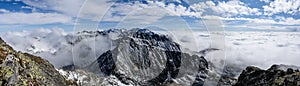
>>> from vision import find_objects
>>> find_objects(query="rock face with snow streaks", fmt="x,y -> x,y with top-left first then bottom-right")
61,28 -> 209,85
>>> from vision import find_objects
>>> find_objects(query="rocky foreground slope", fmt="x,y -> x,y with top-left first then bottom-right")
0,38 -> 74,85
234,64 -> 300,86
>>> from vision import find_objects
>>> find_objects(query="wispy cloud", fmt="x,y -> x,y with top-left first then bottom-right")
22,0 -> 85,16
191,1 -> 261,17
262,0 -> 300,15
0,0 -> 300,31
0,12 -> 73,25
0,9 -> 9,13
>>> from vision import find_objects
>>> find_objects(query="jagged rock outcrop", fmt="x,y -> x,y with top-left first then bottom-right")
234,64 -> 300,86
62,28 -> 209,85
216,64 -> 243,86
0,38 -> 75,85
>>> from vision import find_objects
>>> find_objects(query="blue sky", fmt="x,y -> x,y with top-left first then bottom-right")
0,0 -> 300,32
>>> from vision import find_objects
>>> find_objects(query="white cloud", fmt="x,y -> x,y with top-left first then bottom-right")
22,0 -> 201,24
22,0 -> 120,21
164,3 -> 202,17
1,28 -> 114,67
263,0 -> 300,15
76,0 -> 115,21
22,0 -> 85,16
108,0 -> 300,29
101,1 -> 202,23
21,6 -> 33,9
0,25 -> 25,29
101,2 -> 170,26
260,0 -> 270,3
21,0 -> 172,27
215,1 -> 261,17
16,0 -> 300,30
190,1 -> 212,11
0,12 -> 73,25
119,8 -> 167,24
191,1 -> 261,17
203,15 -> 273,23
283,17 -> 300,25
202,15 -> 300,31
0,9 -> 9,13
208,15 -> 299,25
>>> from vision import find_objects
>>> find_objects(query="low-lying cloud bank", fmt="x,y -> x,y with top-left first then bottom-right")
1,28 -> 113,67
1,28 -> 300,70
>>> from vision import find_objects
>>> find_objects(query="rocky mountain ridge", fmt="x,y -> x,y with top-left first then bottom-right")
0,37 -> 75,85
234,64 -> 300,86
59,29 -> 300,86
61,28 -> 210,86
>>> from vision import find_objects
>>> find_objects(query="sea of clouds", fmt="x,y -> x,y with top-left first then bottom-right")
1,28 -> 300,71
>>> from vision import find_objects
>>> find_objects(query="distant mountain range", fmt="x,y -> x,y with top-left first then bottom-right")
0,28 -> 300,85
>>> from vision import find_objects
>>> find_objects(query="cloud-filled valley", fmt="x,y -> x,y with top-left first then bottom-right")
2,28 -> 300,71
1,0 -> 300,85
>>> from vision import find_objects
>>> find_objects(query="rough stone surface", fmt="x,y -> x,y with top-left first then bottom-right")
234,64 -> 300,86
0,37 -> 75,85
61,28 -> 209,86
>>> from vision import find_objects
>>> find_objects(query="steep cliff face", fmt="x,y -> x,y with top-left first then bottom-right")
234,64 -> 300,86
0,38 -> 74,85
61,28 -> 209,85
